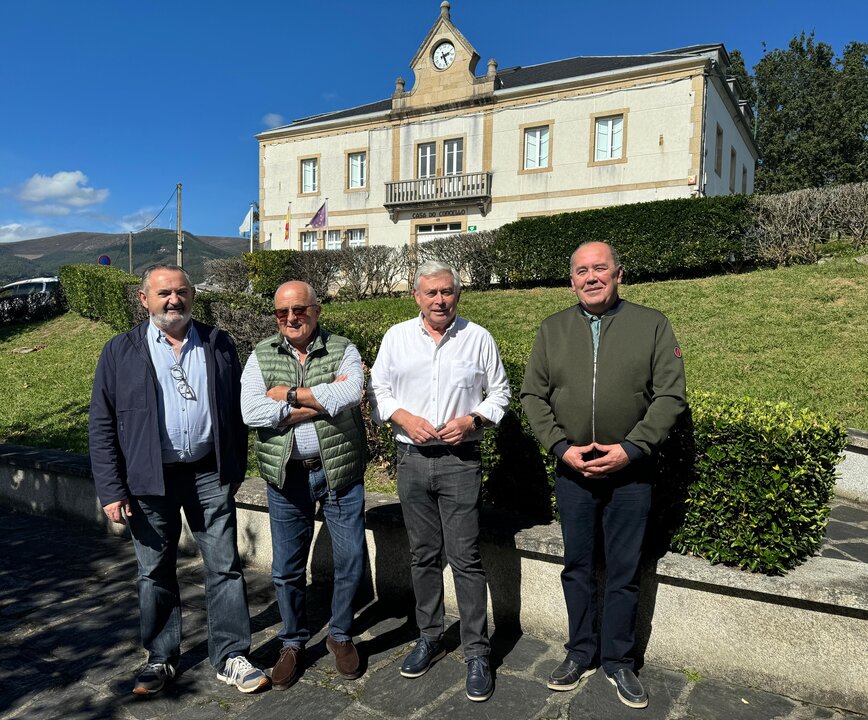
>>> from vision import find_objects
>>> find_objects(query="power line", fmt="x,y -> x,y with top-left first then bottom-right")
132,187 -> 178,234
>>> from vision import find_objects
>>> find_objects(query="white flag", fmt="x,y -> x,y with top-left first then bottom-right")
238,207 -> 254,236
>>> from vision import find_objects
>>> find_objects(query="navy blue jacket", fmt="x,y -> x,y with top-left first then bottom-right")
89,319 -> 248,506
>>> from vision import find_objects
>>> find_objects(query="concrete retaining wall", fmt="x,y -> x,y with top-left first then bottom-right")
0,442 -> 866,713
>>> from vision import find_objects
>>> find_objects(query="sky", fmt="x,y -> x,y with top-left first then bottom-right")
1,0 -> 864,244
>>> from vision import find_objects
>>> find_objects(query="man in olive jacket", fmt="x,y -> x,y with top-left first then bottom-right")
520,242 -> 686,709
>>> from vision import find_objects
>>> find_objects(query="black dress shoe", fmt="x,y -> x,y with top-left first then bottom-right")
547,656 -> 596,691
607,667 -> 649,708
400,637 -> 445,678
465,655 -> 493,702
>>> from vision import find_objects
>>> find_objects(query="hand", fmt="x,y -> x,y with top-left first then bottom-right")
561,444 -> 595,473
581,442 -> 630,477
103,497 -> 132,525
332,374 -> 347,383
392,409 -> 441,445
438,415 -> 474,445
266,384 -> 291,402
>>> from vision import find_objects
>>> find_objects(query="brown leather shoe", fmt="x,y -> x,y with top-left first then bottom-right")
326,635 -> 362,679
272,646 -> 302,690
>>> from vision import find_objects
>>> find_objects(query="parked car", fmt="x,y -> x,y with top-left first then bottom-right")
0,277 -> 59,299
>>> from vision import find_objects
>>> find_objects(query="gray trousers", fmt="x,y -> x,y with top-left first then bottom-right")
396,444 -> 490,658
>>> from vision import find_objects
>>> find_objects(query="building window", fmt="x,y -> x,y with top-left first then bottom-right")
714,125 -> 723,176
347,228 -> 366,248
594,115 -> 624,162
741,165 -> 748,194
729,147 -> 737,193
444,138 -> 463,175
301,231 -> 317,251
418,142 -> 436,178
523,126 -> 550,170
301,157 -> 318,193
416,222 -> 462,242
326,229 -> 341,250
348,151 -> 366,189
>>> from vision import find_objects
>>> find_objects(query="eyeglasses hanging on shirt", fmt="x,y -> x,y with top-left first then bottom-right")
170,363 -> 196,400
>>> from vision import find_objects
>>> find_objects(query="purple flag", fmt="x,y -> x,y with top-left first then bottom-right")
306,202 -> 327,228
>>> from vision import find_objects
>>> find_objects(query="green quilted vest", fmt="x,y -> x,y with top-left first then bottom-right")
253,329 -> 367,491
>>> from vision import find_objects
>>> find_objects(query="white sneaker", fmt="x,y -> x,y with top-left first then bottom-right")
217,655 -> 269,693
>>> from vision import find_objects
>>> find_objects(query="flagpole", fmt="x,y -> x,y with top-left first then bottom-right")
324,197 -> 328,250
249,201 -> 255,253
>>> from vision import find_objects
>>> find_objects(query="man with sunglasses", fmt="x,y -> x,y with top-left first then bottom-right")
89,264 -> 266,696
240,281 -> 367,690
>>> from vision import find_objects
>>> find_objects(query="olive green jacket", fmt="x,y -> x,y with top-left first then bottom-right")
520,299 -> 686,457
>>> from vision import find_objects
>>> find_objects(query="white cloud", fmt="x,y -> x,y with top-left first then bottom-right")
29,204 -> 71,217
0,222 -> 57,243
118,207 -> 163,233
19,170 -> 109,208
262,113 -> 285,128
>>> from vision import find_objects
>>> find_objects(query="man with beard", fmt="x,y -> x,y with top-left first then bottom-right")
90,264 -> 267,696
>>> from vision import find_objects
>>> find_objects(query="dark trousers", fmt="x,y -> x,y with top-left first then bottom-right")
396,444 -> 490,658
555,469 -> 652,674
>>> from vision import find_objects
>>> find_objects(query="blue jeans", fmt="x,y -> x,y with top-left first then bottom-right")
396,446 -> 490,658
555,469 -> 652,674
267,465 -> 365,648
127,460 -> 251,669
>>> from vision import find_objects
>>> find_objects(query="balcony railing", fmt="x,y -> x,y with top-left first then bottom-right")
384,172 -> 492,221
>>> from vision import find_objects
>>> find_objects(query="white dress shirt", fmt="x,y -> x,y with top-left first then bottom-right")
368,314 -> 510,445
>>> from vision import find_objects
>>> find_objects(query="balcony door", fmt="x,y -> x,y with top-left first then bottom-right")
417,143 -> 436,200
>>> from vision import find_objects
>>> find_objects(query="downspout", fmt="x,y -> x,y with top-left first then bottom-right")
698,65 -> 711,198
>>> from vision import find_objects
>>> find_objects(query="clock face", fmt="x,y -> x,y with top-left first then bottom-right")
433,41 -> 455,70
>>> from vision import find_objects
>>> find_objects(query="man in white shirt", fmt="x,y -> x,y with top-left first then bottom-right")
368,261 -> 510,703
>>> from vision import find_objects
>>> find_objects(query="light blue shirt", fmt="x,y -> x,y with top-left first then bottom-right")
147,320 -> 214,464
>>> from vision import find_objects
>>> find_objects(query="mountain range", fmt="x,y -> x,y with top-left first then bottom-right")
0,229 -> 248,285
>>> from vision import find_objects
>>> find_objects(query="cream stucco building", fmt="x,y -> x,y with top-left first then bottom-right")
257,1 -> 758,251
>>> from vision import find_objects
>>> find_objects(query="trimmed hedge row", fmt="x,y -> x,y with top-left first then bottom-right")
63,264 -> 846,574
492,195 -> 752,286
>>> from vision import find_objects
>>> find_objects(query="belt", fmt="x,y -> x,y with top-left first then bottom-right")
396,441 -> 480,459
288,456 -> 322,471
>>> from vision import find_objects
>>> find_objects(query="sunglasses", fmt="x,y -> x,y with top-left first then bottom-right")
274,304 -> 319,319
170,363 -> 195,400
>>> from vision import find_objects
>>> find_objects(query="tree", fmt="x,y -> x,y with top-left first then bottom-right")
752,33 -> 868,193
728,49 -> 756,111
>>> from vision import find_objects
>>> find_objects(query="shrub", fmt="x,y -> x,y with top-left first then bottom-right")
244,249 -> 342,300
825,182 -> 868,250
337,246 -> 407,300
746,190 -> 824,266
0,290 -> 67,327
415,230 -> 499,289
203,256 -> 252,293
59,264 -> 140,333
671,391 -> 846,574
492,195 -> 752,286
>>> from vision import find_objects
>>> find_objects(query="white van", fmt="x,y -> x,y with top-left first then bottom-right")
0,277 -> 60,299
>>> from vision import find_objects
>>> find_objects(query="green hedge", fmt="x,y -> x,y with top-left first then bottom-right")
492,195 -> 752,286
672,392 -> 846,573
59,264 -> 140,333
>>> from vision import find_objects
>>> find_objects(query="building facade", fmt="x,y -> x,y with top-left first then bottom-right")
257,1 -> 758,251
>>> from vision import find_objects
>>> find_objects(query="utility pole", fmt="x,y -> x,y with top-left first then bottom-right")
176,183 -> 183,267
128,232 -> 133,274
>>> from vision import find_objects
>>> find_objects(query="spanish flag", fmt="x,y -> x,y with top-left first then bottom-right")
284,204 -> 291,242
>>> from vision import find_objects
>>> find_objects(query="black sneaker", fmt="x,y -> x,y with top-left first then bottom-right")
547,656 -> 596,691
400,637 -> 446,678
607,667 -> 649,708
465,655 -> 493,702
133,662 -> 176,695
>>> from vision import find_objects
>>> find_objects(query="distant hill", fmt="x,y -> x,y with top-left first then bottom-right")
0,230 -> 248,284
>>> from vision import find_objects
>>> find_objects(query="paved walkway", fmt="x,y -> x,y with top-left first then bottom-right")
1,504 -> 865,720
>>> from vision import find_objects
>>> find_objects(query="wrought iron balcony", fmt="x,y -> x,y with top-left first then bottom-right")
384,171 -> 492,222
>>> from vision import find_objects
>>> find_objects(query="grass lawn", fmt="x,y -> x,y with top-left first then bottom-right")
1,256 -> 866,458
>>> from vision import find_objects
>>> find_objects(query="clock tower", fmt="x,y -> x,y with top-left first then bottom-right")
392,1 -> 497,116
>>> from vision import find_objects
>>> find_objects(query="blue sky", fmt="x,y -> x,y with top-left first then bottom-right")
1,0 -> 863,243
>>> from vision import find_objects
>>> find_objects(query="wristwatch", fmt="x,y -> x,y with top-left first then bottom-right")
469,412 -> 483,430
286,386 -> 299,408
